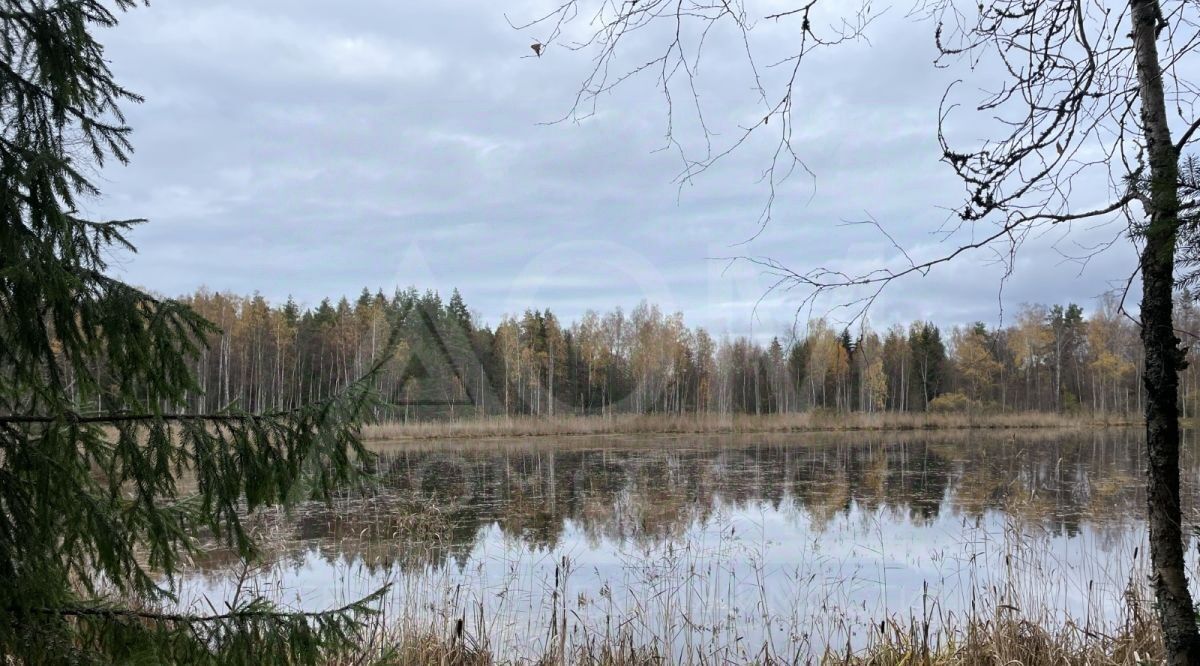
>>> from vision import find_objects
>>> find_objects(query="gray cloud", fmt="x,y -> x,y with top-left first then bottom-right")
94,1 -> 1150,338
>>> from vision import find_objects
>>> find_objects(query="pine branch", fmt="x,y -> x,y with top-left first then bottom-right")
0,411 -> 301,424
26,588 -> 387,623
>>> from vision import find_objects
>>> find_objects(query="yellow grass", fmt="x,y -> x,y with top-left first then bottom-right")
362,411 -> 1134,442
346,602 -> 1163,665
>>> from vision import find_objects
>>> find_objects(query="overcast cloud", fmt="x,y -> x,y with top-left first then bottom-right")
92,1 -> 1147,338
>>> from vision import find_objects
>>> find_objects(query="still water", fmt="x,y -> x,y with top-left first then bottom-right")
177,429 -> 1198,658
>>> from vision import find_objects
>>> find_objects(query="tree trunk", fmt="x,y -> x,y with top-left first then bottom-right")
1054,333 -> 1062,411
1132,1 -> 1200,663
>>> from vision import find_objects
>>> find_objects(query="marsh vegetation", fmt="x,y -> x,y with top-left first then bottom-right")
359,411 -> 1125,442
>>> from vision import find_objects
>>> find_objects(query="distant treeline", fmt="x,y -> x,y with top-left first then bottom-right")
127,287 -> 1200,420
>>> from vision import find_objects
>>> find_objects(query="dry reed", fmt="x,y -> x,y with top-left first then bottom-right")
363,411 -> 1132,442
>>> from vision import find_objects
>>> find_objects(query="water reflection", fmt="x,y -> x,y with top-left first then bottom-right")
178,428 -> 1197,658
192,428 -> 1187,574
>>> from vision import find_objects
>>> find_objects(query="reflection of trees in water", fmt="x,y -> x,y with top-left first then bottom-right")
948,429 -> 1166,539
189,430 -> 1195,573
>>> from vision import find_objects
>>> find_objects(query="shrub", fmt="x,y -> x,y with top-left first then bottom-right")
928,392 -> 975,413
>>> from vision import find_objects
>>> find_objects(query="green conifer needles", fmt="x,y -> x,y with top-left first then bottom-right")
1,2 -> 394,662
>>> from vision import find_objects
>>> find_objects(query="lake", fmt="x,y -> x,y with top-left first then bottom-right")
175,428 -> 1196,660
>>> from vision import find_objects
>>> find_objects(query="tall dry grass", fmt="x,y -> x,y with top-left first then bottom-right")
363,411 -> 1132,442
343,592 -> 1163,665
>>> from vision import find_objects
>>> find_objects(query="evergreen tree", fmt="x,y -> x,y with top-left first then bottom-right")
447,288 -> 472,333
908,322 -> 946,410
787,338 -> 810,410
1047,303 -> 1086,410
0,4 -> 390,663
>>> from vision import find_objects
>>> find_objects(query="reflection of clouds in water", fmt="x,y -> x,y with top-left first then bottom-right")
175,429 -> 1188,658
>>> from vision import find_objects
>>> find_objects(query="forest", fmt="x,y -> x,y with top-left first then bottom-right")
134,286 -> 1200,421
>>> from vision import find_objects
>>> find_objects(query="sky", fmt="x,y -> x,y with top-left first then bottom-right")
92,0 -> 1148,339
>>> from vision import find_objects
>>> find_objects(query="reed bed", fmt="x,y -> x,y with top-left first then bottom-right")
363,412 -> 1132,442
341,615 -> 1163,666
341,559 -> 1163,665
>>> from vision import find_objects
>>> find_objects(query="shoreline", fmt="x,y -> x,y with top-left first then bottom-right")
362,411 -> 1139,442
